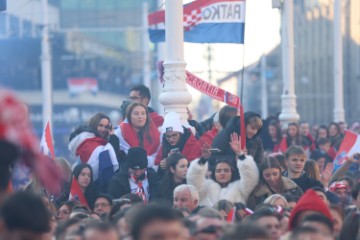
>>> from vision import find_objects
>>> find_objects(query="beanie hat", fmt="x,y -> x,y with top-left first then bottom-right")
288,189 -> 332,230
127,147 -> 148,170
161,112 -> 184,134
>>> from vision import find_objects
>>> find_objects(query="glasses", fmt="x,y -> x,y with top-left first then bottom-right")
165,133 -> 179,140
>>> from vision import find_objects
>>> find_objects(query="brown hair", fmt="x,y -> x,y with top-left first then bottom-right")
304,160 -> 321,181
285,145 -> 306,160
259,157 -> 282,183
126,102 -> 151,143
248,116 -> 263,130
88,113 -> 110,135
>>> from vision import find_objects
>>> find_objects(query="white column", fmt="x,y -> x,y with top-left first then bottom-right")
41,0 -> 53,129
261,55 -> 268,119
142,1 -> 151,89
333,0 -> 345,122
159,0 -> 192,122
279,0 -> 299,126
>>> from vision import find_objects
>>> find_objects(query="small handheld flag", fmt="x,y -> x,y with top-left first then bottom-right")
40,121 -> 55,159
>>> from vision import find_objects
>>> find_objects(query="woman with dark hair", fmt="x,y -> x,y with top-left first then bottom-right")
247,157 -> 303,210
114,102 -> 160,167
328,122 -> 344,151
267,120 -> 283,152
88,112 -> 111,139
159,153 -> 189,204
315,125 -> 329,147
68,163 -> 99,209
279,122 -> 312,152
187,134 -> 259,206
69,113 -> 119,189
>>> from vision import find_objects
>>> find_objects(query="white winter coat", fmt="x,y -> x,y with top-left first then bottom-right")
187,155 -> 259,206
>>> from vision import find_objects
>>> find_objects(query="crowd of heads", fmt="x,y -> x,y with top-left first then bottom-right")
1,84 -> 360,240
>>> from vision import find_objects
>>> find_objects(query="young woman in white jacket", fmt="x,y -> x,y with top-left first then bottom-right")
187,133 -> 259,206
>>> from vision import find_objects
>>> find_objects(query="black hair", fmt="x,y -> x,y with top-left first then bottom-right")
95,193 -> 113,207
301,213 -> 334,232
219,224 -> 269,240
268,119 -> 283,144
282,193 -> 297,203
311,186 -> 326,195
0,191 -> 50,233
130,204 -> 182,240
130,84 -> 151,100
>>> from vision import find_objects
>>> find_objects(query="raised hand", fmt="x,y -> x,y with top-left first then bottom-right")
321,162 -> 334,184
229,132 -> 247,156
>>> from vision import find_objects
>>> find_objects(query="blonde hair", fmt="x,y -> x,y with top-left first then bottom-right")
248,116 -> 263,130
263,194 -> 289,208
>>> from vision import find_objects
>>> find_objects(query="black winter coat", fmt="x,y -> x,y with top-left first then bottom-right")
107,166 -> 160,200
212,112 -> 264,165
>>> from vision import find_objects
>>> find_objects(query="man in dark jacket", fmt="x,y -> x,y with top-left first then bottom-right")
282,145 -> 323,192
212,111 -> 264,166
107,147 -> 159,201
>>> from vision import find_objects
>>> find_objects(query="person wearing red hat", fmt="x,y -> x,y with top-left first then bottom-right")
288,189 -> 332,230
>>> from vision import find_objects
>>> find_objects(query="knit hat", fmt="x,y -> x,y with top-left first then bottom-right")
288,189 -> 332,230
127,147 -> 148,170
161,112 -> 184,134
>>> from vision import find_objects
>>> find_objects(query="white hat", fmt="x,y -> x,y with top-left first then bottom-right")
162,112 -> 184,134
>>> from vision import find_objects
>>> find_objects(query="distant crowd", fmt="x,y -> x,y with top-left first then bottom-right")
0,84 -> 360,240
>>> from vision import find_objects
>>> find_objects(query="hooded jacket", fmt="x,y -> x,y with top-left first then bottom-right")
288,189 -> 332,230
187,155 -> 259,206
212,112 -> 264,165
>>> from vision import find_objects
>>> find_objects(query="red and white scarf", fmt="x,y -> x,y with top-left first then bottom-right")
129,172 -> 149,203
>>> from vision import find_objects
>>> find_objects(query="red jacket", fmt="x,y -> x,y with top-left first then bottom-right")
155,130 -> 201,165
199,127 -> 218,146
149,112 -> 164,128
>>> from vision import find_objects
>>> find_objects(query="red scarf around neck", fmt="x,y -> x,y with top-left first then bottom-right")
120,122 -> 160,155
130,173 -> 148,203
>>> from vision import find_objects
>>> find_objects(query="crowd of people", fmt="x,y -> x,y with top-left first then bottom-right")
1,84 -> 360,240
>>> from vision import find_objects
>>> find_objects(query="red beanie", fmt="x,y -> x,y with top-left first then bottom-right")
288,189 -> 332,230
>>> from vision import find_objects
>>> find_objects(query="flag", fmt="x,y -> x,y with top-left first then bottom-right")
148,0 -> 246,43
75,137 -> 119,182
67,78 -> 98,96
40,121 -> 55,159
333,131 -> 360,166
69,176 -> 89,208
227,207 -> 236,223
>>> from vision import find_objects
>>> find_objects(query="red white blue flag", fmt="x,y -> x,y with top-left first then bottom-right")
40,121 -> 55,159
334,131 -> 360,166
148,0 -> 246,43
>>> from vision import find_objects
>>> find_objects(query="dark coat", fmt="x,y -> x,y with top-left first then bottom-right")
107,166 -> 159,200
282,171 -> 323,193
212,112 -> 264,165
